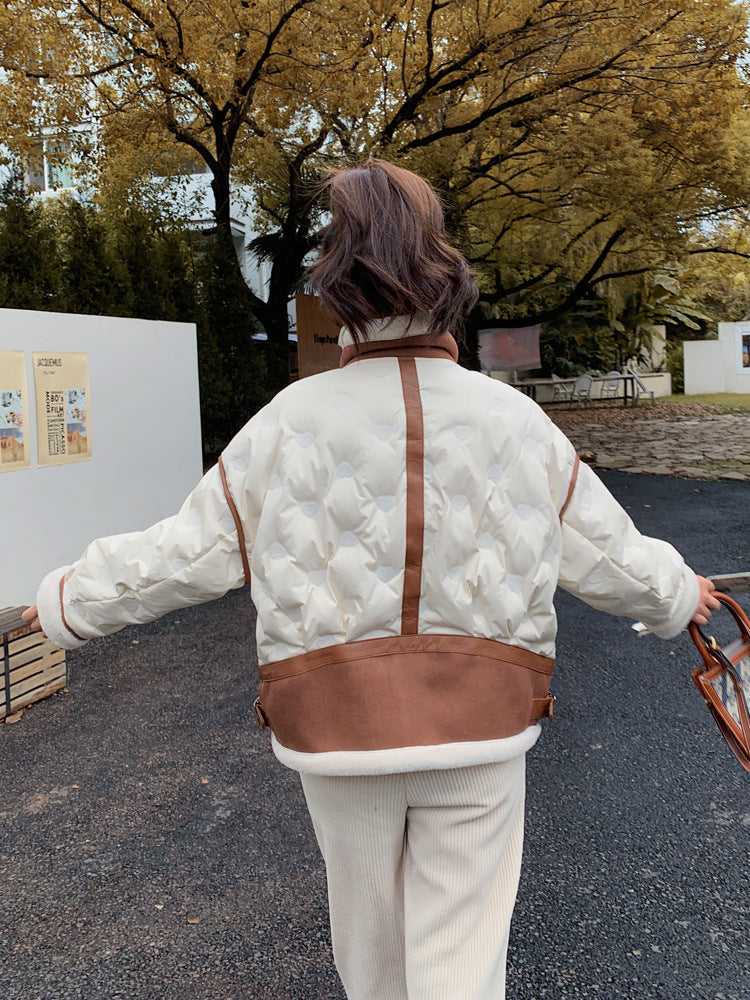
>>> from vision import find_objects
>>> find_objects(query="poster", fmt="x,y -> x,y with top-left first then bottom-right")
478,325 -> 541,372
0,351 -> 30,472
33,352 -> 92,467
735,323 -> 750,374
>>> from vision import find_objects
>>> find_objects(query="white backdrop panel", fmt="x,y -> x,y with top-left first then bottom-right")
684,322 -> 750,394
0,308 -> 203,606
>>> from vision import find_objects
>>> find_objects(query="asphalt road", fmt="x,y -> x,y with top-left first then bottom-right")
2,472 -> 748,1000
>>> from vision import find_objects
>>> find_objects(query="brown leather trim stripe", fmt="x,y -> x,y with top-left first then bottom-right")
532,696 -> 555,721
256,636 -> 555,753
559,453 -> 580,523
59,575 -> 85,642
218,455 -> 252,585
259,633 -> 554,683
340,331 -> 459,367
398,357 -> 424,635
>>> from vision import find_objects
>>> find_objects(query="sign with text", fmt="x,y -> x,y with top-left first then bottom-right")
33,352 -> 92,467
296,294 -> 341,378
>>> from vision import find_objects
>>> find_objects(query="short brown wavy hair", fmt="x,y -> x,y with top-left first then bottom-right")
308,159 -> 478,343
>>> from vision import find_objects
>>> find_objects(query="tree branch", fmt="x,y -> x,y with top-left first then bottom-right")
480,227 -> 627,324
76,0 -> 219,113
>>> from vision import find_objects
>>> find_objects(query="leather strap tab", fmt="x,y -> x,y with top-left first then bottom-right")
532,695 -> 555,721
254,696 -> 269,729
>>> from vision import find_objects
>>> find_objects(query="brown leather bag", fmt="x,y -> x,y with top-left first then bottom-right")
689,592 -> 750,772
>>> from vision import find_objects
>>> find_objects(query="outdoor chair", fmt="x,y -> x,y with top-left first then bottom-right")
572,374 -> 593,403
599,371 -> 622,401
626,368 -> 655,403
551,373 -> 575,402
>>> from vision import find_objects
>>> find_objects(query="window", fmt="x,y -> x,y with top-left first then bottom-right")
26,138 -> 75,192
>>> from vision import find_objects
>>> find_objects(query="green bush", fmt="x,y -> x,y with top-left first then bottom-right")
0,172 -> 59,310
540,317 -> 617,376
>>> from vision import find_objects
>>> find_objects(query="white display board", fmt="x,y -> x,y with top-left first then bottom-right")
684,322 -> 750,395
0,308 -> 203,606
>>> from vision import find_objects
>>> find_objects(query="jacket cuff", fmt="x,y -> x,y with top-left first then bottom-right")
36,567 -> 89,651
647,565 -> 700,640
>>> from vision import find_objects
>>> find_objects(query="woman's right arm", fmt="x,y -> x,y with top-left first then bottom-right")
547,422 -> 715,637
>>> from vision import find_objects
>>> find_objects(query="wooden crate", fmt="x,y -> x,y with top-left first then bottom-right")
1,606 -> 67,720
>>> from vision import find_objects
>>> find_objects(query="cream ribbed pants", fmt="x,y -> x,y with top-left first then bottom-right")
300,755 -> 526,1000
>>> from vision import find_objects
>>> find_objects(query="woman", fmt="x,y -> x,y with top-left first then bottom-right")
24,159 -> 719,1000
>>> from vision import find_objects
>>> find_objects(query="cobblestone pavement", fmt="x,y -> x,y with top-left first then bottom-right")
549,403 -> 750,481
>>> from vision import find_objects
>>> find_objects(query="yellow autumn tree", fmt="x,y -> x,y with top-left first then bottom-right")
236,0 -> 750,352
429,4 -> 750,326
0,0 -> 375,386
2,0 -> 749,386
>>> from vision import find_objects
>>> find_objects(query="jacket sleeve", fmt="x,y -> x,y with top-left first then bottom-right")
36,459 -> 251,651
547,423 -> 699,639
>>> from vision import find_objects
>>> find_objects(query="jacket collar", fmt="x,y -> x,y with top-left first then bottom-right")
340,331 -> 459,367
338,314 -> 431,348
339,314 -> 459,367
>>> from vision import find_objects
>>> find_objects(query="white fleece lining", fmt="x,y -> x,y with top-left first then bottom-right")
36,566 -> 88,650
270,725 -> 541,776
338,314 -> 431,348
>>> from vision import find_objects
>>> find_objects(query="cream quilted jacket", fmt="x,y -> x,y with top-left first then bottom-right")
37,318 -> 698,775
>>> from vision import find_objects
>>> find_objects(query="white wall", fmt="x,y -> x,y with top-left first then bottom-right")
684,323 -> 750,394
0,309 -> 203,606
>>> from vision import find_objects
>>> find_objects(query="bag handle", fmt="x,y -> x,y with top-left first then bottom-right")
688,591 -> 750,672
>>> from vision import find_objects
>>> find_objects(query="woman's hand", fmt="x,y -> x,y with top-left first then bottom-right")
691,576 -> 721,626
21,604 -> 45,635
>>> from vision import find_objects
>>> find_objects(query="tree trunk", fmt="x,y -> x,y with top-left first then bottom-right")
263,303 -> 292,392
460,306 -> 482,371
259,175 -> 318,394
210,166 -> 248,290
